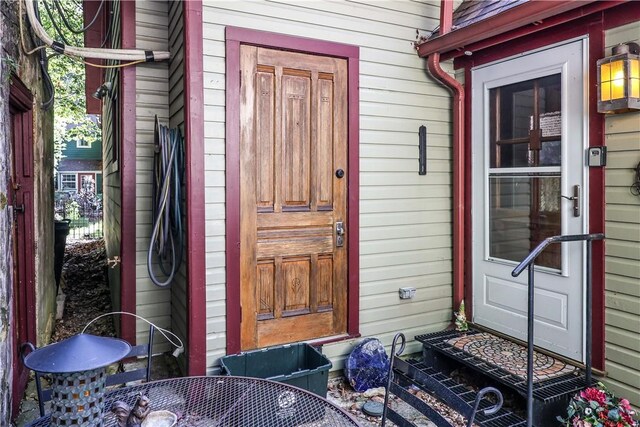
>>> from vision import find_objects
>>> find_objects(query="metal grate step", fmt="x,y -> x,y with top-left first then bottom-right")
392,358 -> 527,427
416,329 -> 595,403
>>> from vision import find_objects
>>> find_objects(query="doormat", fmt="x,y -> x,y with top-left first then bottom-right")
446,332 -> 578,383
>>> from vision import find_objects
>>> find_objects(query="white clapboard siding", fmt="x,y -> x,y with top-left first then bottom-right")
603,21 -> 640,407
135,1 -> 172,353
200,0 -> 452,372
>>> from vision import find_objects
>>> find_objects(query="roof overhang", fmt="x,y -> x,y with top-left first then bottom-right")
417,0 -> 629,59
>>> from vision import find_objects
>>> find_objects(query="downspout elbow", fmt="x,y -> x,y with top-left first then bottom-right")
426,53 -> 466,312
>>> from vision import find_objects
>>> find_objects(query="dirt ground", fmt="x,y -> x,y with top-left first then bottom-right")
53,240 -> 116,340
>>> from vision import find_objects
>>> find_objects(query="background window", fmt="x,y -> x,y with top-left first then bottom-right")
60,174 -> 77,191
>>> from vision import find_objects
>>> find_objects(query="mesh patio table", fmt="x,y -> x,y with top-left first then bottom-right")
27,375 -> 362,426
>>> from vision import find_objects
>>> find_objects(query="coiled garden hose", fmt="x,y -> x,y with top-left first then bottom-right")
147,116 -> 184,287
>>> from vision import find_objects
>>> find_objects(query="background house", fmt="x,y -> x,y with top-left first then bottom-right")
56,135 -> 103,195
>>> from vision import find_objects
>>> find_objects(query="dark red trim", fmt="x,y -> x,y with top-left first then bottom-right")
418,1 -> 605,58
225,27 -> 360,59
119,0 -> 136,345
456,16 -> 606,370
587,21 -> 606,371
224,35 -> 242,355
440,1 -> 627,61
183,0 -> 207,376
83,0 -> 105,114
9,77 -> 33,110
603,1 -> 640,29
224,27 -> 360,354
347,54 -> 360,337
463,66 -> 474,321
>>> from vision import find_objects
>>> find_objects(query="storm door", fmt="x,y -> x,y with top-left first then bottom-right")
472,40 -> 588,361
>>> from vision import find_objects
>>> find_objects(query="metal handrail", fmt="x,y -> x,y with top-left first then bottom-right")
511,233 -> 605,427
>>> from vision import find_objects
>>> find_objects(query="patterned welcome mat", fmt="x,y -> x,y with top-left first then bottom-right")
447,332 -> 578,383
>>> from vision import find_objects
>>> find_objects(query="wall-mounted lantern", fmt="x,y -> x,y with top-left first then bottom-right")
597,42 -> 640,114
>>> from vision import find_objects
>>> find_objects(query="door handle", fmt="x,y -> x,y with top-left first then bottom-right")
335,221 -> 345,247
561,185 -> 580,217
13,204 -> 25,214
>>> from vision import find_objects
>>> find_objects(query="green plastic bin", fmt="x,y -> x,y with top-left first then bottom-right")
220,343 -> 332,397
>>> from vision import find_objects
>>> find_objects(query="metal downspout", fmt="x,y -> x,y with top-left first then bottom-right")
425,0 -> 465,312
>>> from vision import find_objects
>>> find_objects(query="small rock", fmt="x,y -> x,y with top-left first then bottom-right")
362,386 -> 385,398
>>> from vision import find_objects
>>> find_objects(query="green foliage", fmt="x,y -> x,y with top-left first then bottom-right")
66,200 -> 81,220
37,0 -> 101,170
1,55 -> 19,82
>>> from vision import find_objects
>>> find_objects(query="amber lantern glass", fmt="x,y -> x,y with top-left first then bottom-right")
597,42 -> 640,113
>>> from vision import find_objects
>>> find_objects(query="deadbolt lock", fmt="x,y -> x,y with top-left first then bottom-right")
335,221 -> 345,247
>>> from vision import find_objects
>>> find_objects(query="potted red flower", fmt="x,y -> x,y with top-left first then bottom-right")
558,383 -> 638,427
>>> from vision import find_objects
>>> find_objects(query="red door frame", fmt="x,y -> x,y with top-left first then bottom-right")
224,27 -> 361,354
118,0 -> 136,345
183,0 -> 207,375
454,4 -> 640,370
9,76 -> 36,416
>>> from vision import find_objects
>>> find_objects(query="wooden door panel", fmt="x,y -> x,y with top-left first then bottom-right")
241,45 -> 348,350
257,312 -> 335,348
282,71 -> 311,209
256,68 -> 276,211
315,75 -> 334,209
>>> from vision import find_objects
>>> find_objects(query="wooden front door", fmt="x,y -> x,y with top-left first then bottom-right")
240,46 -> 348,350
9,77 -> 36,414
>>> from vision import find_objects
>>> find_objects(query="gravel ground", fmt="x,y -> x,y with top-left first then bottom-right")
327,377 -> 474,427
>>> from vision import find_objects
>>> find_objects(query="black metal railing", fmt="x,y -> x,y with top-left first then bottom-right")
511,233 -> 605,427
382,333 -> 505,427
55,191 -> 103,240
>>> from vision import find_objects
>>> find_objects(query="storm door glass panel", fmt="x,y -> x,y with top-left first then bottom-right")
489,175 -> 561,269
488,74 -> 562,270
490,74 -> 562,168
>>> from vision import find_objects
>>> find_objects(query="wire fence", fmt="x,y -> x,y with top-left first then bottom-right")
54,190 -> 103,241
